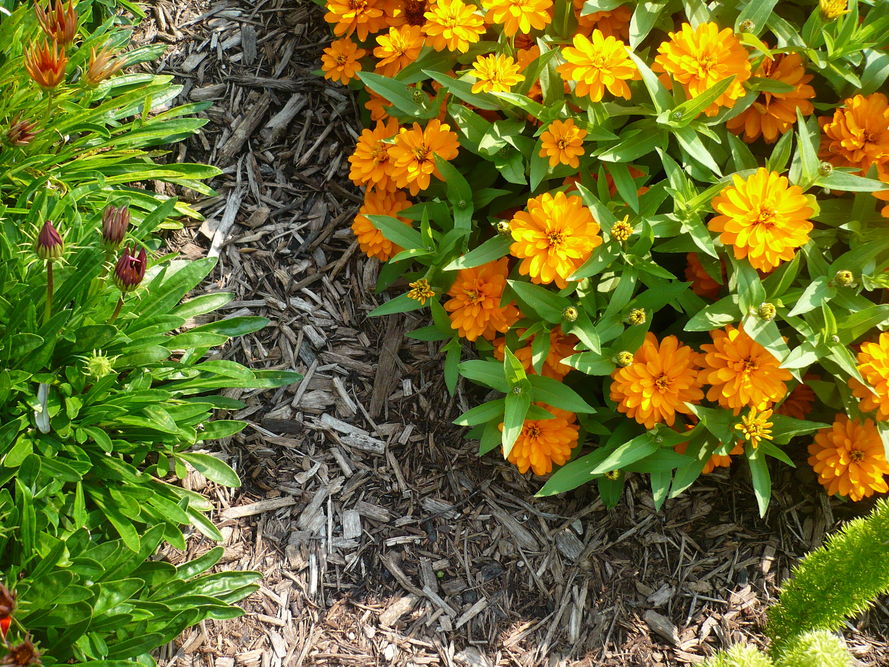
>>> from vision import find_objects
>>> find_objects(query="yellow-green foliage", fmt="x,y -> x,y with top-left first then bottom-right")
703,644 -> 774,667
777,631 -> 852,667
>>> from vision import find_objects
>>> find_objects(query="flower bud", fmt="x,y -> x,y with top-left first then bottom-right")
101,205 -> 129,249
625,308 -> 646,326
85,46 -> 125,87
36,220 -> 63,260
6,117 -> 38,146
83,349 -> 116,381
562,306 -> 578,322
757,302 -> 776,320
24,39 -> 67,89
495,220 -> 511,235
615,351 -> 634,367
818,161 -> 833,177
35,0 -> 78,46
834,269 -> 854,287
604,469 -> 622,480
113,245 -> 147,292
737,19 -> 754,33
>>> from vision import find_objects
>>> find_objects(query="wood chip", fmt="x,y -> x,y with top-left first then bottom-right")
220,496 -> 296,520
644,609 -> 680,646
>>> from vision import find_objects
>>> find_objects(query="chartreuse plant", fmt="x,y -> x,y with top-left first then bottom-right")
0,2 -> 300,665
320,0 -> 889,514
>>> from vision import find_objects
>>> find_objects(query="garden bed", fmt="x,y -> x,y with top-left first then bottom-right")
143,1 -> 889,664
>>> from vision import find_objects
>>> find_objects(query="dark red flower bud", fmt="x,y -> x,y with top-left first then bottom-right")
0,584 -> 15,639
113,246 -> 146,292
6,117 -> 38,147
0,638 -> 40,667
35,220 -> 63,260
101,205 -> 129,249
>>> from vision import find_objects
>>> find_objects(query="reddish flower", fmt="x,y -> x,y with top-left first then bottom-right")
113,246 -> 147,292
101,205 -> 129,249
35,220 -> 63,260
6,117 -> 37,146
24,40 -> 67,88
35,0 -> 78,46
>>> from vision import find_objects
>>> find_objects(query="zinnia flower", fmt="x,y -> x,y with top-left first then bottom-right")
708,168 -> 814,273
422,0 -> 486,53
502,405 -> 578,475
365,91 -> 390,121
444,258 -> 520,341
685,252 -> 724,299
348,118 -> 400,191
808,415 -> 889,502
351,188 -> 413,261
700,324 -> 791,413
494,327 -> 579,380
407,278 -> 435,304
24,40 -> 67,88
820,0 -> 849,20
325,0 -> 388,40
320,38 -> 367,85
776,381 -> 817,420
850,332 -> 889,420
389,119 -> 460,195
481,0 -> 552,37
653,22 -> 751,116
819,93 -> 889,177
85,46 -> 125,86
469,54 -> 524,93
35,0 -> 77,46
726,53 -> 815,144
539,119 -> 587,169
373,25 -> 424,76
675,439 -> 744,474
508,191 -> 603,288
610,333 -> 704,429
735,406 -> 773,449
574,2 -> 631,40
557,30 -> 638,102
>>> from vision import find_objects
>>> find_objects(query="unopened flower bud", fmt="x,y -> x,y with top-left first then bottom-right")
626,308 -> 646,326
818,161 -> 833,176
738,19 -> 754,33
604,469 -> 621,480
562,306 -> 578,322
101,205 -> 129,249
610,216 -> 633,242
411,88 -> 425,104
6,117 -> 38,146
36,220 -> 63,260
113,245 -> 147,292
24,39 -> 67,89
0,583 -> 15,639
35,0 -> 78,46
834,269 -> 854,287
757,302 -> 776,320
616,351 -> 634,367
82,349 -> 115,380
85,46 -> 125,86
495,220 -> 511,235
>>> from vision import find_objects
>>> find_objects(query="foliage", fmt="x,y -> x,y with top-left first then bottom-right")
0,2 -> 299,664
322,0 -> 889,513
703,631 -> 851,666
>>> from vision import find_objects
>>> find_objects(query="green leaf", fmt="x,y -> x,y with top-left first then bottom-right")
596,127 -> 668,163
178,453 -> 241,487
502,356 -> 531,458
735,0 -> 779,35
443,235 -> 511,271
815,170 -> 889,192
424,71 -> 500,111
748,450 -> 771,518
528,375 -> 596,414
629,0 -> 668,48
366,214 -> 421,250
588,432 -> 659,475
790,109 -> 820,188
659,77 -> 735,127
507,280 -> 570,323
684,296 -> 740,332
787,276 -> 834,317
454,399 -> 505,426
356,72 -> 426,118
563,351 -> 615,375
368,293 -> 427,317
770,415 -> 830,445
459,360 -> 509,393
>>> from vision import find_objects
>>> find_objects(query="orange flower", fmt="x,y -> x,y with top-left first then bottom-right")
365,91 -> 390,121
685,252 -> 724,299
503,405 -> 578,475
469,54 -> 524,93
539,119 -> 587,169
351,189 -> 413,261
494,327 -> 579,380
509,191 -> 602,288
24,40 -> 67,89
850,332 -> 889,420
726,53 -> 815,144
321,38 -> 367,85
348,118 -> 400,191
325,0 -> 388,40
373,25 -> 424,76
610,333 -> 704,430
481,0 -> 551,37
400,0 -> 430,25
735,406 -> 773,449
653,22 -> 751,116
776,381 -> 817,420
444,258 -> 520,341
708,168 -> 814,273
35,0 -> 77,46
557,30 -> 638,102
574,2 -> 631,40
422,0 -> 486,53
389,119 -> 460,195
808,415 -> 889,502
84,46 -> 125,86
700,324 -> 791,413
675,439 -> 744,474
407,278 -> 435,304
819,93 -> 889,177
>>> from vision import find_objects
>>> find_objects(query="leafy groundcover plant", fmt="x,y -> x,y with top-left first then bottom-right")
0,2 -> 299,664
320,0 -> 889,514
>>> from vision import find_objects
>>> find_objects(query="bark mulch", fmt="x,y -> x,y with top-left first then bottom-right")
137,1 -> 889,665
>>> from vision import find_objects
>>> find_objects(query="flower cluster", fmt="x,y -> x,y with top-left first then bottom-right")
322,0 -> 889,509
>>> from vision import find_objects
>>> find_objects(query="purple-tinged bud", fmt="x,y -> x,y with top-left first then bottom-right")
36,220 -> 63,260
113,245 -> 146,292
102,205 -> 129,249
7,117 -> 38,146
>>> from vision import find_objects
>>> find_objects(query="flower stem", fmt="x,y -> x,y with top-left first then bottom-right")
110,294 -> 124,322
44,260 -> 53,324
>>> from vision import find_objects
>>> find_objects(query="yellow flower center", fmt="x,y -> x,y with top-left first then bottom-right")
336,54 -> 348,65
756,206 -> 775,226
414,145 -> 430,163
742,356 -> 758,373
556,138 -> 568,150
547,231 -> 564,247
526,424 -> 541,438
654,374 -> 671,391
464,289 -> 480,303
850,449 -> 865,462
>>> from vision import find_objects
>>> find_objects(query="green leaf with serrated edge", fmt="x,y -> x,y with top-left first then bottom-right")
508,280 -> 570,323
367,214 -> 422,250
454,399 -> 505,426
459,360 -> 510,392
444,235 -> 512,271
368,294 -> 428,317
528,375 -> 596,414
747,449 -> 771,518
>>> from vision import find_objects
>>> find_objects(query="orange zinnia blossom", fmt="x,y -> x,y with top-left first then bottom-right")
610,333 -> 704,430
509,191 -> 602,288
469,54 -> 524,93
685,252 -> 724,299
700,324 -> 791,413
35,0 -> 77,46
481,0 -> 552,37
374,25 -> 424,76
502,404 -> 578,475
422,0 -> 486,53
726,53 -> 815,144
539,119 -> 587,169
444,258 -> 520,341
808,415 -> 889,502
325,0 -> 388,40
24,40 -> 67,88
365,91 -> 390,121
320,38 -> 367,85
573,2 -> 631,40
708,168 -> 814,273
776,381 -> 817,420
849,332 -> 889,421
819,93 -> 889,177
653,22 -> 751,116
494,327 -> 579,380
348,118 -> 400,191
557,30 -> 638,102
389,119 -> 460,195
674,439 -> 744,475
351,188 -> 413,261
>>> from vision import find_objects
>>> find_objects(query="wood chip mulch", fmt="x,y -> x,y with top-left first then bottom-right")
135,1 -> 889,665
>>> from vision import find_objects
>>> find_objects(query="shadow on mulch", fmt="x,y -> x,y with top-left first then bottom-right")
137,0 -> 889,665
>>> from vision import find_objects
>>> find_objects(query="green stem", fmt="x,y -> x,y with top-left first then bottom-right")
110,294 -> 125,322
44,260 -> 53,325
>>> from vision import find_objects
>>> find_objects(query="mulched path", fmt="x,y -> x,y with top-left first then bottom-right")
138,1 -> 889,665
